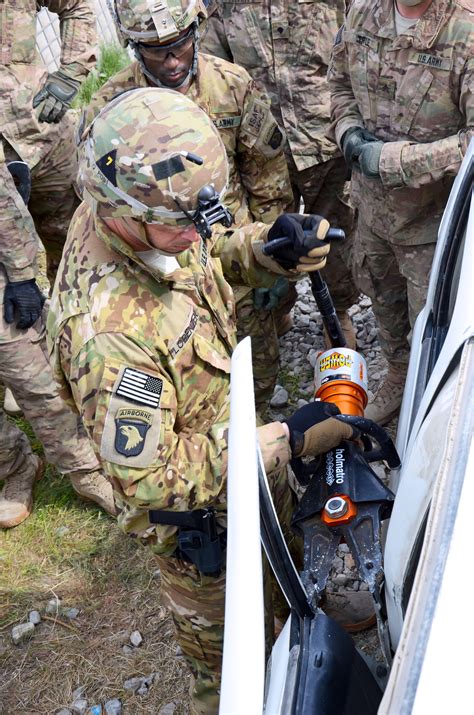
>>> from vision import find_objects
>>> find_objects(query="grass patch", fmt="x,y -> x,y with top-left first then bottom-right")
0,424 -> 189,713
75,42 -> 131,108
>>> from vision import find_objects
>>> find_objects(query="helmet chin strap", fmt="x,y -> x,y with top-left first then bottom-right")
396,0 -> 425,6
132,24 -> 200,90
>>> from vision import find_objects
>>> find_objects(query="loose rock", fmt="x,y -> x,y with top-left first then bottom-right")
270,387 -> 288,409
104,699 -> 122,715
129,630 -> 143,648
29,610 -> 41,625
71,699 -> 88,715
158,704 -> 176,715
123,677 -> 144,693
45,598 -> 61,615
11,622 -> 34,645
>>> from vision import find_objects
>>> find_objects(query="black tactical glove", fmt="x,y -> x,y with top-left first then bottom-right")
4,279 -> 46,330
33,70 -> 81,123
358,142 -> 384,178
267,214 -> 330,272
341,127 -> 379,169
284,401 -> 356,458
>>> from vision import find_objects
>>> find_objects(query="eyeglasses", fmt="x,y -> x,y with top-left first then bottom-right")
137,30 -> 194,61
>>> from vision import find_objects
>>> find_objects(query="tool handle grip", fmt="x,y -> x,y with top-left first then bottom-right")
262,227 -> 345,256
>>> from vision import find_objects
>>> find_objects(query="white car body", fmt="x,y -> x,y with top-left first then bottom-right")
222,142 -> 474,714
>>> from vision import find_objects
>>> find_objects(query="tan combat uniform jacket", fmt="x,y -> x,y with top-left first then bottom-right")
328,0 -> 474,244
201,0 -> 347,171
47,205 -> 293,553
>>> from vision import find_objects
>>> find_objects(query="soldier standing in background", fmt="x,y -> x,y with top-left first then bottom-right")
83,0 -> 294,413
201,0 -> 359,349
0,1 -> 117,525
328,0 -> 473,423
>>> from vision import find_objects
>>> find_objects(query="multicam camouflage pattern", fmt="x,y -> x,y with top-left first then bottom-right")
114,0 -> 207,42
288,155 -> 359,311
1,1 -> 95,279
83,54 -> 293,228
0,0 -> 97,168
0,155 -> 38,283
353,222 -> 437,368
328,0 -> 474,242
0,192 -> 101,472
328,0 -> 474,364
0,410 -> 36,482
81,87 -> 229,226
202,0 -> 347,171
83,53 -> 294,404
47,193 -> 296,711
201,1 -> 357,315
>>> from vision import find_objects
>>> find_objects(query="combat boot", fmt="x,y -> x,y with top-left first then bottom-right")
3,387 -> 23,417
323,310 -> 357,351
364,366 -> 407,426
69,470 -> 118,516
0,455 -> 44,528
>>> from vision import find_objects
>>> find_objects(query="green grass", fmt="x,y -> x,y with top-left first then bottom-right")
75,42 -> 131,108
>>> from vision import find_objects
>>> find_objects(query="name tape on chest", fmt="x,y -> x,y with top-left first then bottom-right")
410,52 -> 452,71
116,368 -> 163,408
213,115 -> 242,130
169,308 -> 199,359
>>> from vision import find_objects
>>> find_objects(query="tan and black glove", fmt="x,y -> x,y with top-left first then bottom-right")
267,213 -> 330,272
33,70 -> 81,123
284,402 -> 355,458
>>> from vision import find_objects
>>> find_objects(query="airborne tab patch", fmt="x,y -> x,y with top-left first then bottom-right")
114,407 -> 153,457
116,368 -> 163,408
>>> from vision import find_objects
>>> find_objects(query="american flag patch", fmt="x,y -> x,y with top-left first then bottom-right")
116,368 -> 163,408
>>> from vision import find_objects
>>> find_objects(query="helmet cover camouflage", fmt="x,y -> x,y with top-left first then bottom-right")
114,0 -> 207,43
80,87 -> 228,226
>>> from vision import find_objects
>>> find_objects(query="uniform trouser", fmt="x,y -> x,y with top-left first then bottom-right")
288,156 -> 359,313
353,216 -> 437,369
0,410 -> 35,479
0,330 -> 100,476
235,290 -> 279,413
156,464 -> 297,715
3,111 -> 80,284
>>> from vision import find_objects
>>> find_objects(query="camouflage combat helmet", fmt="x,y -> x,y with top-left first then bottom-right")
113,0 -> 207,88
80,87 -> 229,232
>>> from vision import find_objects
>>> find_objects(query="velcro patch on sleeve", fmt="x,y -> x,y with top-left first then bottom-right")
116,367 -> 163,408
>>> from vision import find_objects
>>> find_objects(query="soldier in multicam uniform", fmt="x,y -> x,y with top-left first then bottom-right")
328,0 -> 474,423
81,0 -> 294,414
201,0 -> 359,349
0,1 -> 117,526
47,87 -> 356,713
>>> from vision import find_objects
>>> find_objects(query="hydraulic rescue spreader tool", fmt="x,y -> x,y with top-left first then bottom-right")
263,228 -> 401,665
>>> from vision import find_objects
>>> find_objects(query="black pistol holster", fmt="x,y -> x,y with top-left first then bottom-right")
149,507 -> 225,577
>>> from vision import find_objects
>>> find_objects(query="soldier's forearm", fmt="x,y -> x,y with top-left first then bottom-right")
379,132 -> 470,189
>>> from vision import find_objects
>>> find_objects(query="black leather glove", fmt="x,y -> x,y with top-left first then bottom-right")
267,213 -> 330,272
4,279 -> 46,329
33,70 -> 81,123
284,401 -> 355,458
341,127 -> 379,169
